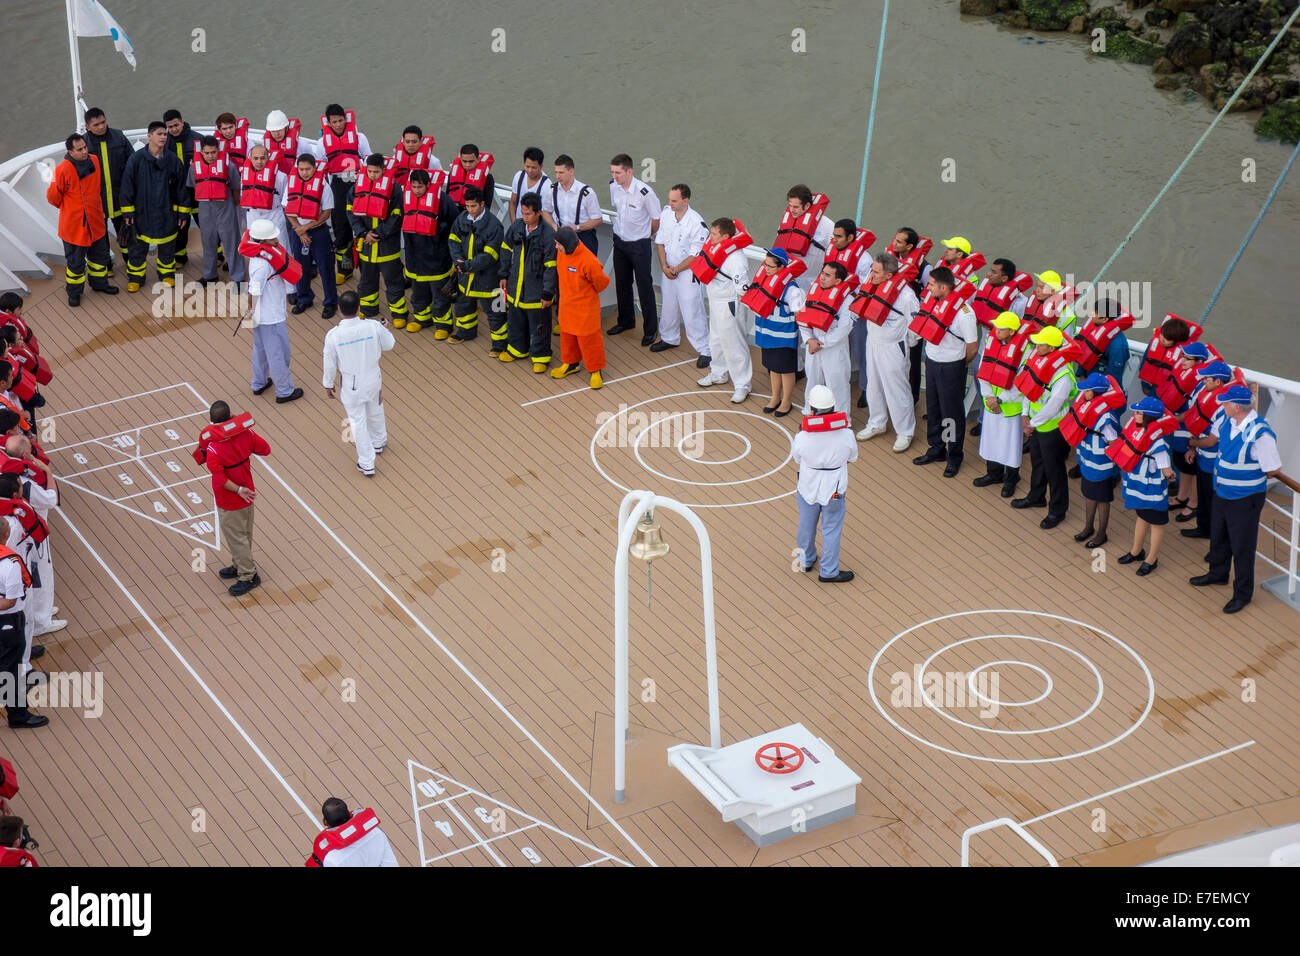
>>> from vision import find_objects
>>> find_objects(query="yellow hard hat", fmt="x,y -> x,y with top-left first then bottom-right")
1038,269 -> 1063,292
991,311 -> 1021,331
942,236 -> 971,255
1030,325 -> 1064,347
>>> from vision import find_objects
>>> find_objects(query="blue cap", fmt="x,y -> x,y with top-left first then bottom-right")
765,248 -> 789,265
1180,341 -> 1210,360
1077,373 -> 1110,393
1196,360 -> 1231,381
1130,396 -> 1165,417
1216,384 -> 1252,405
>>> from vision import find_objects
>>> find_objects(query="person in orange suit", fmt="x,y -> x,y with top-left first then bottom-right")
45,133 -> 119,307
552,227 -> 609,389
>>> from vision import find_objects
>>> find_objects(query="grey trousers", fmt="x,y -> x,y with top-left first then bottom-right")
199,199 -> 246,282
796,491 -> 847,578
251,321 -> 294,397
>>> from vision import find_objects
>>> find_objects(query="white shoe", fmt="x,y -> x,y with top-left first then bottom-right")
372,443 -> 386,455
357,463 -> 375,477
892,434 -> 913,453
698,373 -> 728,387
51,607 -> 58,615
856,424 -> 887,442
35,619 -> 68,636
730,387 -> 750,404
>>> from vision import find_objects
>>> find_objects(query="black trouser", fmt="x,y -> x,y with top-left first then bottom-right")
126,230 -> 178,281
175,214 -> 193,264
106,212 -> 128,256
506,302 -> 553,360
612,235 -> 656,336
1208,490 -> 1265,602
909,342 -> 924,403
1026,427 -> 1071,517
330,178 -> 354,275
407,271 -> 453,329
924,356 -> 968,464
63,236 -> 111,296
983,461 -> 1021,484
0,610 -> 30,722
357,256 -> 407,318
1194,467 -> 1215,535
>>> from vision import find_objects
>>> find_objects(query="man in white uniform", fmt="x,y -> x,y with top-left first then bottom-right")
5,436 -> 61,646
793,385 -> 858,584
244,218 -> 303,403
857,252 -> 920,451
607,153 -> 661,344
697,217 -> 753,403
541,154 -> 602,253
507,147 -> 549,222
308,798 -> 398,867
799,262 -> 855,414
323,290 -> 395,477
651,184 -> 710,365
0,472 -> 45,728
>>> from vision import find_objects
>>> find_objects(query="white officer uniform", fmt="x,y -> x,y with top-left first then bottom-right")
800,295 -> 855,414
542,178 -> 602,232
509,169 -> 551,221
323,313 -> 396,474
792,403 -> 858,579
793,218 -> 835,293
244,169 -> 291,250
23,479 -> 58,640
654,204 -> 710,355
700,248 -> 753,399
863,283 -> 920,443
2,512 -> 36,675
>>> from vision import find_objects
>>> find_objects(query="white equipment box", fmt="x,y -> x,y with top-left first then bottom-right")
667,722 -> 861,846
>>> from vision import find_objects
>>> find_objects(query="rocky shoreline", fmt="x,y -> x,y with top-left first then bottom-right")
959,0 -> 1300,142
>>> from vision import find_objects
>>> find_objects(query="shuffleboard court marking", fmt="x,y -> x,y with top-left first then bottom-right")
520,357 -> 695,407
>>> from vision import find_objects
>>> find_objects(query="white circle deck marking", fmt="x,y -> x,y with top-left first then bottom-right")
675,428 -> 751,465
591,390 -> 796,507
967,660 -> 1053,708
867,609 -> 1155,764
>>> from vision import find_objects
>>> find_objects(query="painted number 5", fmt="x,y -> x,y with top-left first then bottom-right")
117,473 -> 133,486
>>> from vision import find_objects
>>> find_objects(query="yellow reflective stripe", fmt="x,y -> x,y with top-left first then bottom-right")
99,142 -> 118,217
136,232 -> 178,244
464,290 -> 496,298
483,246 -> 498,260
449,234 -> 462,246
543,259 -> 556,267
118,204 -> 136,213
175,204 -> 198,214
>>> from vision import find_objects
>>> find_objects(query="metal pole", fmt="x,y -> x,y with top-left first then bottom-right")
65,0 -> 85,131
614,491 -> 653,803
1289,491 -> 1299,600
855,0 -> 891,225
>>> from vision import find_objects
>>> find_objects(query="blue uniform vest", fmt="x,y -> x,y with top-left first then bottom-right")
1213,415 -> 1275,499
1194,403 -> 1224,474
1077,409 -> 1119,481
1121,436 -> 1169,510
754,283 -> 799,349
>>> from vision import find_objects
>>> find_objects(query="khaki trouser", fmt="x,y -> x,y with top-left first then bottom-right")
218,504 -> 256,581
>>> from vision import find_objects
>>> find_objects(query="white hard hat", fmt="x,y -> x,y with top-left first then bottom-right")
808,385 -> 835,411
249,219 -> 278,241
265,109 -> 288,131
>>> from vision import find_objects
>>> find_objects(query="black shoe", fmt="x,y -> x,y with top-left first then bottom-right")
1068,464 -> 1082,479
30,644 -> 45,660
803,559 -> 816,572
252,380 -> 273,396
795,370 -> 806,382
288,293 -> 298,306
1180,528 -> 1210,539
640,334 -> 656,347
1136,560 -> 1158,576
762,405 -> 778,414
291,302 -> 312,315
218,565 -> 239,579
942,463 -> 960,478
1204,550 -> 1212,563
606,323 -> 634,335
912,449 -> 944,466
649,341 -> 678,353
1000,482 -> 1019,498
1011,497 -> 1045,509
1085,534 -> 1108,548
969,422 -> 982,437
773,407 -> 793,418
321,305 -> 337,319
1174,510 -> 1197,523
1223,597 -> 1249,614
1040,514 -> 1065,529
972,473 -> 1002,488
276,387 -> 304,404
1117,549 -> 1145,565
818,570 -> 854,583
67,294 -> 81,307
1073,527 -> 1095,542
228,573 -> 261,596
1189,573 -> 1228,587
856,392 -> 868,409
92,283 -> 119,295
696,355 -> 711,369
7,713 -> 49,729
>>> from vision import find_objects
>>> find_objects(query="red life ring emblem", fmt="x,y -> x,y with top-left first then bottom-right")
755,743 -> 804,774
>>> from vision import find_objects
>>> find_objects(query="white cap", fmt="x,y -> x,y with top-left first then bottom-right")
249,219 -> 278,241
807,385 -> 835,411
265,110 -> 288,131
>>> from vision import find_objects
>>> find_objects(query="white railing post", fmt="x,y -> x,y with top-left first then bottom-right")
961,818 -> 1058,867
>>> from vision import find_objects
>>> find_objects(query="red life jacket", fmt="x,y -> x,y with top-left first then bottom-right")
823,228 -> 876,276
909,281 -> 976,346
351,172 -> 396,220
238,164 -> 278,210
0,754 -> 18,800
801,411 -> 850,433
305,808 -> 381,867
0,454 -> 46,489
774,193 -> 830,257
319,110 -> 361,174
1014,346 -> 1073,402
976,326 -> 1033,390
193,411 -> 256,466
0,544 -> 32,589
1183,368 -> 1243,435
7,359 -> 36,403
285,171 -> 328,221
0,310 -> 39,356
1066,311 -> 1135,371
0,847 -> 37,867
970,271 -> 1034,327
1155,363 -> 1201,412
1138,313 -> 1204,386
849,263 -> 919,325
1106,415 -> 1177,473
944,252 -> 986,283
192,155 -> 230,202
689,220 -> 752,283
216,117 -> 250,167
0,394 -> 29,432
263,118 -> 303,176
740,259 -> 807,317
236,232 -> 303,285
1059,378 -> 1125,447
446,152 -> 495,207
7,343 -> 50,386
890,237 -> 933,277
0,497 -> 48,545
388,136 -> 438,187
1021,284 -> 1076,331
798,277 -> 860,332
401,188 -> 441,236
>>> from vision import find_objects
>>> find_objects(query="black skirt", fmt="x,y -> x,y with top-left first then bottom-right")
1080,474 -> 1116,503
1135,507 -> 1169,526
762,347 -> 797,374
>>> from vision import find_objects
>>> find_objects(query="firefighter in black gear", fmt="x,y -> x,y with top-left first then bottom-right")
346,155 -> 407,322
399,170 -> 460,335
163,109 -> 203,267
498,193 -> 557,369
447,186 -> 505,347
82,107 -> 133,264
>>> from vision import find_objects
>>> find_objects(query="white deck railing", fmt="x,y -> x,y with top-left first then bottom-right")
960,818 -> 1058,867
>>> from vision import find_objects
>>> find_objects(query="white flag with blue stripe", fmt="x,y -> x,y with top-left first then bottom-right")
70,0 -> 137,70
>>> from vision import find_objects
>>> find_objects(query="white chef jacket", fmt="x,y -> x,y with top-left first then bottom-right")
792,428 -> 858,505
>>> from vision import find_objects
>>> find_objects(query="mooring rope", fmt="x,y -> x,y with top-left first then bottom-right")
855,0 -> 891,224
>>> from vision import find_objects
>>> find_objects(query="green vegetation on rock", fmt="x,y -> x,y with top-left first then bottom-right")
1100,32 -> 1166,65
1256,100 -> 1300,143
1020,0 -> 1089,31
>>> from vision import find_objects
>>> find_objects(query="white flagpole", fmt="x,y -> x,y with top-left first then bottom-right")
65,0 -> 86,131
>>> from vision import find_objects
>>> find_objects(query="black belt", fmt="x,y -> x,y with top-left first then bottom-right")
812,466 -> 843,471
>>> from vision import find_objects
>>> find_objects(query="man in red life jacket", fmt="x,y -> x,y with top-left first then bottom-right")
1138,313 -> 1193,397
284,153 -> 338,319
775,184 -> 834,293
885,227 -> 930,402
186,136 -> 246,286
5,434 -> 62,642
793,385 -> 857,584
448,144 -> 497,210
389,125 -> 443,193
0,472 -> 44,728
911,267 -> 979,478
347,155 -> 408,323
1011,324 -> 1078,528
824,218 -> 875,408
312,104 -> 373,284
921,236 -> 983,287
856,251 -> 920,451
0,815 -> 38,866
263,110 -> 302,177
241,145 -> 290,255
968,257 -> 1029,437
306,798 -> 398,867
214,112 -> 250,168
195,400 -> 271,596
